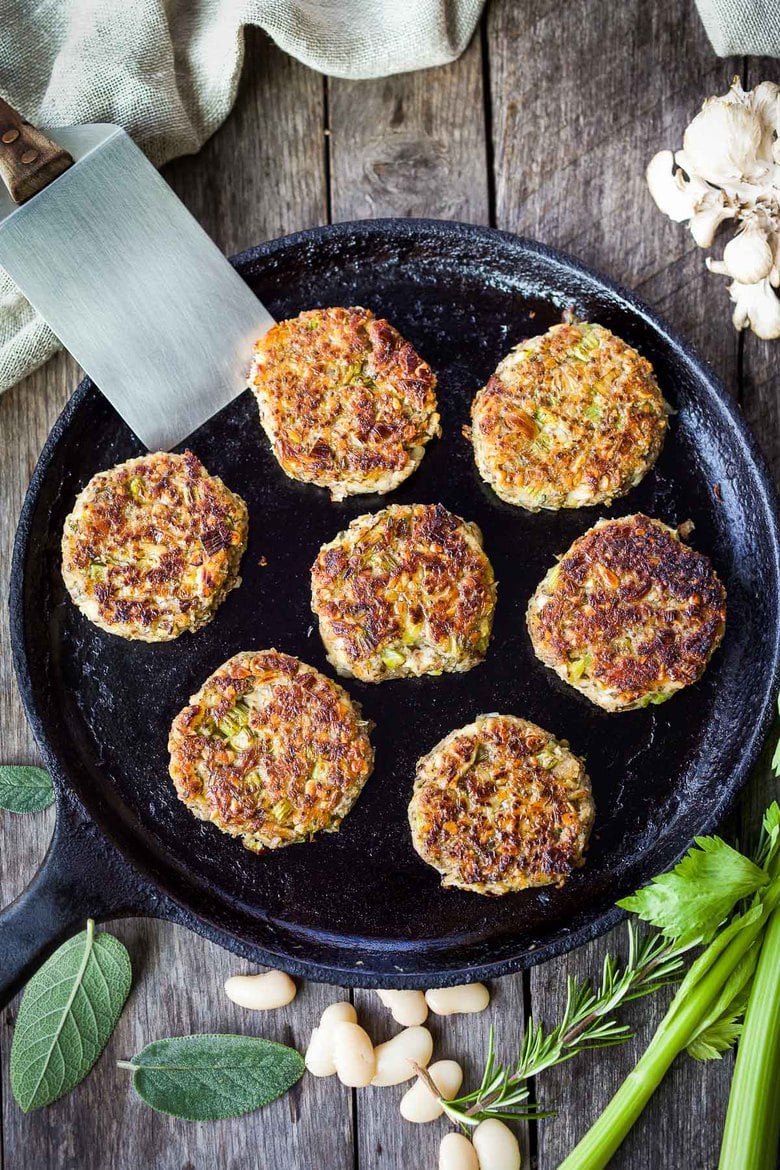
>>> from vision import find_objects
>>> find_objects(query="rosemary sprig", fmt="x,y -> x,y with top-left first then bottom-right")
416,923 -> 689,1128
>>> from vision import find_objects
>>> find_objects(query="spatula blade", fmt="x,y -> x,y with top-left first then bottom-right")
0,125 -> 275,451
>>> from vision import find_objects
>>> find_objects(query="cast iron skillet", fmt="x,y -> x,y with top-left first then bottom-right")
3,219 -> 780,1004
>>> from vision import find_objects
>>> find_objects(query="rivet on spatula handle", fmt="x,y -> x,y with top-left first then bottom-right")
0,96 -> 73,204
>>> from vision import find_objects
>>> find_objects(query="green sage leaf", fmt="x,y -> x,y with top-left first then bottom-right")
0,765 -> 54,813
11,920 -> 132,1111
118,1034 -> 304,1120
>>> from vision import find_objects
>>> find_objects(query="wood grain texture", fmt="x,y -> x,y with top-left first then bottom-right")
0,29 -> 353,1170
486,3 -> 744,1167
328,33 -> 489,224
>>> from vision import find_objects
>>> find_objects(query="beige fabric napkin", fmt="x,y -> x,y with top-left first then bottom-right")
0,0 -> 778,397
696,0 -> 780,56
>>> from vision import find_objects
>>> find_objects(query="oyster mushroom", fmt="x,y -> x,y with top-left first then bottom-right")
646,77 -> 780,340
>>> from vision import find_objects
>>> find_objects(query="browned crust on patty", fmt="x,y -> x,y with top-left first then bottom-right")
470,322 -> 669,511
61,450 -> 248,642
311,503 -> 497,682
409,714 -> 594,895
526,514 -> 727,711
249,307 -> 440,500
168,649 -> 374,852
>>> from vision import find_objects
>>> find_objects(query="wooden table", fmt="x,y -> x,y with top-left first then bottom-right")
1,5 -> 778,1167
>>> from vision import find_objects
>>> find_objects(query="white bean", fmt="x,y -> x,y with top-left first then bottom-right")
223,969 -> 296,1010
371,1025 -> 433,1086
425,983 -> 490,1016
472,1119 -> 521,1170
439,1132 -> 479,1170
332,1021 -> 376,1087
376,989 -> 429,1026
400,1059 -> 463,1123
305,1001 -> 357,1077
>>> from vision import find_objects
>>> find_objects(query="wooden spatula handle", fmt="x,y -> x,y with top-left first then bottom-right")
0,96 -> 73,204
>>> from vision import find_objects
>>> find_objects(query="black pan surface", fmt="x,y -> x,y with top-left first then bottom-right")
11,219 -> 780,985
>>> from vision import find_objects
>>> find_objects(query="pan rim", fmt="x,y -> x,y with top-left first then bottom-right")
9,216 -> 780,987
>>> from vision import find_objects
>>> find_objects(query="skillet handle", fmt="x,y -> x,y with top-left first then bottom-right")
0,795 -> 156,1008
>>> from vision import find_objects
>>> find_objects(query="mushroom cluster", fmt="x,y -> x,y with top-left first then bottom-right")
647,78 -> 780,340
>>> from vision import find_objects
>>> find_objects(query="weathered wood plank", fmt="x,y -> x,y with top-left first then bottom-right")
328,28 -> 531,1169
1,29 -> 352,1170
487,2 -> 742,1166
328,34 -> 489,224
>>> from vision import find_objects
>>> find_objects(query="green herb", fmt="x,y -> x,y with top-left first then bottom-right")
617,834 -> 769,947
118,1034 -> 304,1120
559,799 -> 780,1170
11,920 -> 131,1111
0,764 -> 54,813
419,924 -> 687,1127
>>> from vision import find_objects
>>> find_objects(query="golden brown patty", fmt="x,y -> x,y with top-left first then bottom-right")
311,503 -> 497,682
526,514 -> 727,712
61,451 -> 248,642
409,714 -> 594,895
168,650 -> 374,852
469,321 -> 669,511
250,306 -> 440,500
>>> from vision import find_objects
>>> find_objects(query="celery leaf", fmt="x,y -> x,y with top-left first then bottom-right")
687,1014 -> 744,1061
618,836 -> 768,946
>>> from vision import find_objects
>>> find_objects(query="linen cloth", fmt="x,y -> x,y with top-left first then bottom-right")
0,0 -> 777,395
696,0 -> 780,57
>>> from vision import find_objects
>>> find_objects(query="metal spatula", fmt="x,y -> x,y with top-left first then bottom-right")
0,99 -> 275,450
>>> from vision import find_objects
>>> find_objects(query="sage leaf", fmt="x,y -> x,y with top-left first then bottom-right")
11,920 -> 132,1112
118,1034 -> 304,1120
0,765 -> 54,813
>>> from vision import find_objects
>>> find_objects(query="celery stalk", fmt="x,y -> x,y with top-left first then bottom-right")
718,904 -> 780,1170
559,906 -> 770,1170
